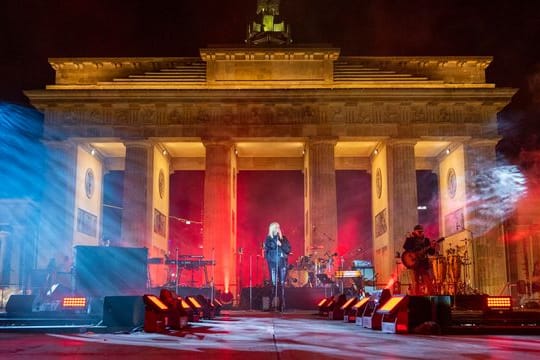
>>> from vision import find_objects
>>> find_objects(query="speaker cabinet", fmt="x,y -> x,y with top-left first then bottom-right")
6,294 -> 36,314
102,296 -> 144,328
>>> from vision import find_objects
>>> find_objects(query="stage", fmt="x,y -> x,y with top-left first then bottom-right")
1,310 -> 540,359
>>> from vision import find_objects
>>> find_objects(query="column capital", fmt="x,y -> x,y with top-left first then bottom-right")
42,139 -> 77,150
463,138 -> 500,148
201,137 -> 234,148
307,136 -> 338,146
386,138 -> 418,147
122,139 -> 152,149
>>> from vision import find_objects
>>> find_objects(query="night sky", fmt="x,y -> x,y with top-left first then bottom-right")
1,0 -> 540,103
2,0 -> 540,286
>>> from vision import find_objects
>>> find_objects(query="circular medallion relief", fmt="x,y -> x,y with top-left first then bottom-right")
447,167 -> 457,199
375,168 -> 383,199
158,169 -> 165,199
84,168 -> 95,199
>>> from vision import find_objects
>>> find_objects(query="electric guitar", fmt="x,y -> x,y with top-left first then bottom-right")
401,237 -> 444,269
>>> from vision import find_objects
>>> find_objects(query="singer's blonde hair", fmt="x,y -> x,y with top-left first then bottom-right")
268,222 -> 281,237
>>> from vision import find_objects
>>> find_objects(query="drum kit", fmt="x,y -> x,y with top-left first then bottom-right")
286,246 -> 337,288
429,239 -> 472,295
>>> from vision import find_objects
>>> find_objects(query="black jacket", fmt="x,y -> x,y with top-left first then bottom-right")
264,235 -> 291,262
403,235 -> 434,270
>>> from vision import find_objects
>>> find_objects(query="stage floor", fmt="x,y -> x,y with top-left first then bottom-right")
1,311 -> 540,359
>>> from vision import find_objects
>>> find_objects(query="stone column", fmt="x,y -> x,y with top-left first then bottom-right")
306,137 -> 338,256
121,141 -> 153,248
387,140 -> 418,261
464,139 -> 505,293
38,141 -> 77,268
202,139 -> 235,294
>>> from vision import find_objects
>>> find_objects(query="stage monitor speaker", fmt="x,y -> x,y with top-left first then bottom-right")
74,246 -> 148,297
102,296 -> 144,328
379,295 -> 451,334
6,294 -> 36,314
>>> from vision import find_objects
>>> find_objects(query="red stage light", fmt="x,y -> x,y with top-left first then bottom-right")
220,291 -> 234,305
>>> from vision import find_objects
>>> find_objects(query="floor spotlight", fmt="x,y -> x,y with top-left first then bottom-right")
362,289 -> 391,330
159,289 -> 188,329
195,294 -> 216,319
329,294 -> 348,320
184,296 -> 203,322
212,298 -> 223,316
352,297 -> 371,326
143,294 -> 169,333
317,296 -> 334,315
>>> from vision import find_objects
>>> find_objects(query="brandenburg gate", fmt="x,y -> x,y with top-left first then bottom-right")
25,3 -> 515,297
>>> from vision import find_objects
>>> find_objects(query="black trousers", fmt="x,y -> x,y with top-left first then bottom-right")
267,257 -> 288,285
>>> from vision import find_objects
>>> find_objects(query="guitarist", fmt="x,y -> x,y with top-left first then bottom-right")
403,224 -> 439,295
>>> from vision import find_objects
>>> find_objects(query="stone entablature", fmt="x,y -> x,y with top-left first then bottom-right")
201,47 -> 338,84
45,53 -> 497,89
346,56 -> 492,84
49,57 -> 200,86
28,86 -> 513,140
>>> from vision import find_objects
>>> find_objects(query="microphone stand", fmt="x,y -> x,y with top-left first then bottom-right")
274,235 -> 279,311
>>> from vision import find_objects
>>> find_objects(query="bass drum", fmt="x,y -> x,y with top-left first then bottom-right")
288,269 -> 309,287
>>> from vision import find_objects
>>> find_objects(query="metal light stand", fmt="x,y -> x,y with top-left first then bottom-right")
249,255 -> 253,311
210,247 -> 215,303
175,247 -> 179,295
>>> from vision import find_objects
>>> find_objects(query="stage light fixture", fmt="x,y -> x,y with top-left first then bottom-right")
196,294 -> 216,319
143,294 -> 169,333
317,296 -> 334,315
341,297 -> 358,322
353,297 -> 370,325
144,294 -> 168,311
329,294 -> 348,320
180,296 -> 201,322
61,297 -> 87,311
485,296 -> 512,312
378,294 -> 407,313
377,295 -> 451,334
213,298 -> 223,316
362,288 -> 392,330
219,290 -> 234,309
159,289 -> 188,329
